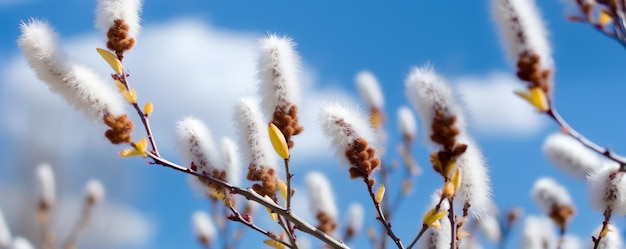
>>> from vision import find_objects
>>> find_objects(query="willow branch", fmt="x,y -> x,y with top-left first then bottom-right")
362,175 -> 405,249
145,152 -> 349,249
407,224 -> 428,249
226,205 -> 292,249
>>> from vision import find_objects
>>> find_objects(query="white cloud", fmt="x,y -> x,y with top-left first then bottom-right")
454,72 -> 547,137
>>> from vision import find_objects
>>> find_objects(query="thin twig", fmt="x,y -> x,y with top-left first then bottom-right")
62,202 -> 94,249
447,198 -> 456,249
592,209 -> 612,249
226,206 -> 293,249
283,158 -> 298,246
362,176 -> 405,249
380,162 -> 391,249
407,224 -> 429,249
546,107 -> 626,168
145,152 -> 349,249
277,215 -> 298,248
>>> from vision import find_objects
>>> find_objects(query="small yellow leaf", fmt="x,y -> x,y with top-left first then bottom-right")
443,181 -> 455,198
268,123 -> 290,159
442,160 -> 456,178
599,10 -> 612,26
122,88 -> 137,104
430,153 -> 442,173
431,220 -> 442,230
600,225 -> 611,238
423,208 -> 448,227
277,179 -> 288,200
114,80 -> 126,91
451,168 -> 462,192
96,48 -> 123,74
262,195 -> 278,222
143,102 -> 154,116
120,137 -> 148,157
514,87 -> 549,112
375,184 -> 386,204
263,239 -> 285,249
210,189 -> 225,200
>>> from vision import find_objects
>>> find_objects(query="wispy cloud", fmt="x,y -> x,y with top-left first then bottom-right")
454,72 -> 547,138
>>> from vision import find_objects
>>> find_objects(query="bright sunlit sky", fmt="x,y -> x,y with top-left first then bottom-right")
2,1 -> 626,249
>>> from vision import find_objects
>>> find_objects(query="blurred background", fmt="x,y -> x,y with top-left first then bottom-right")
1,0 -> 626,248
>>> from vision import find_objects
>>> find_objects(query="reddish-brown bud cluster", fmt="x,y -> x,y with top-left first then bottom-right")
549,204 -> 576,234
104,114 -> 133,144
516,54 -> 552,93
107,19 -> 136,60
272,104 -> 303,149
346,138 -> 381,181
316,212 -> 337,235
247,166 -> 277,198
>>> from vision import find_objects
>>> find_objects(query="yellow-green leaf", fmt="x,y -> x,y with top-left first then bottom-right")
268,123 -> 289,159
144,102 -> 154,116
514,87 -> 549,112
122,88 -> 137,104
451,168 -> 462,192
263,239 -> 285,249
375,184 -> 385,204
96,48 -> 123,74
423,208 -> 448,226
599,10 -> 612,26
120,137 -> 148,157
277,179 -> 288,200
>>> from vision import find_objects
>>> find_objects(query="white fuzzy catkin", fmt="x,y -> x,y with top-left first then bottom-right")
418,190 -> 451,249
454,135 -> 492,217
345,203 -> 364,235
397,106 -> 417,140
521,216 -> 557,249
477,213 -> 501,243
459,236 -> 483,249
176,117 -> 222,176
587,162 -> 626,215
492,0 -> 553,69
95,0 -> 143,39
305,171 -> 338,218
531,177 -> 573,214
84,179 -> 106,205
355,70 -> 384,110
542,133 -> 601,178
0,209 -> 10,249
257,34 -> 301,117
234,98 -> 277,171
405,66 -> 466,147
18,19 -> 125,121
10,237 -> 34,249
221,137 -> 241,187
192,211 -> 216,243
36,163 -> 55,206
593,224 -> 623,249
561,235 -> 582,249
320,103 -> 375,159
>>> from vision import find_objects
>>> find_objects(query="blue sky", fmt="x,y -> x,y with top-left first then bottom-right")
2,0 -> 626,249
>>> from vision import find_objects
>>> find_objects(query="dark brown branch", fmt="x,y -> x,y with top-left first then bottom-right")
447,198 -> 456,249
592,209 -> 612,249
407,224 -> 428,249
226,206 -> 293,249
145,152 -> 349,249
362,175 -> 405,249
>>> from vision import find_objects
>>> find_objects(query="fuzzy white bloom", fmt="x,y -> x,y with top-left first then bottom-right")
10,237 -> 33,249
187,175 -> 207,197
36,163 -> 55,206
542,133 -> 601,178
84,179 -> 106,205
356,71 -> 384,110
257,34 -> 301,116
587,162 -> 626,215
459,236 -> 483,249
345,203 -> 364,235
397,106 -> 417,140
177,117 -> 222,177
95,0 -> 142,39
561,235 -> 582,249
320,103 -> 375,156
455,135 -> 492,217
234,98 -> 277,171
305,171 -> 338,218
593,224 -> 623,249
418,190 -> 451,249
521,216 -> 557,249
221,137 -> 241,187
192,211 -> 216,243
531,177 -> 573,214
477,213 -> 501,243
0,209 -> 10,249
405,66 -> 466,145
491,0 -> 552,69
17,19 -> 125,121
